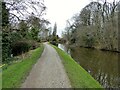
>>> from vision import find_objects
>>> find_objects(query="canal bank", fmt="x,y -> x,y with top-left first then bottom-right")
52,44 -> 103,88
58,44 -> 120,88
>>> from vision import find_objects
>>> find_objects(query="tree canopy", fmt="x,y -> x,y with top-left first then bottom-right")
2,0 -> 50,63
63,0 -> 119,51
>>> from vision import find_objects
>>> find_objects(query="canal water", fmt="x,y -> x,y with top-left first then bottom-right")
58,44 -> 120,88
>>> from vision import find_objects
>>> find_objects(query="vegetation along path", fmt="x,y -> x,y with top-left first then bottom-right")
22,43 -> 71,88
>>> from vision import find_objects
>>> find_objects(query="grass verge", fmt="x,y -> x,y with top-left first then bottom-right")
2,44 -> 44,88
52,45 -> 103,88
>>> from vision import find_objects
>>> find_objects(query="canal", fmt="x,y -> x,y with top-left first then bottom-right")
58,44 -> 120,88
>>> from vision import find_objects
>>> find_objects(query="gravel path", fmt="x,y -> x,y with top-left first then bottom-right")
22,43 -> 71,88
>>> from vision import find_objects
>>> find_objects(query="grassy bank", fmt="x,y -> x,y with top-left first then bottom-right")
2,44 -> 44,88
52,45 -> 103,88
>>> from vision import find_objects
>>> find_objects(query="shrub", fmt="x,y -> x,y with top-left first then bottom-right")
11,41 -> 31,56
28,40 -> 40,50
11,40 -> 40,56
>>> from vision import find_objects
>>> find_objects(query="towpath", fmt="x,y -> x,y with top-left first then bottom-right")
22,43 -> 71,88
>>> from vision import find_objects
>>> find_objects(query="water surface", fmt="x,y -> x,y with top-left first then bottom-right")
58,44 -> 120,88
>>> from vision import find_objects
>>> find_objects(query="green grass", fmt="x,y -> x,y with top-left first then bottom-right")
2,44 -> 44,88
0,69 -> 2,90
52,45 -> 103,88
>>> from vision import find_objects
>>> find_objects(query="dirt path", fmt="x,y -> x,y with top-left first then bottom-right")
22,43 -> 71,88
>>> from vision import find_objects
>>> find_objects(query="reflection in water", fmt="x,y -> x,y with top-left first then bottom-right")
58,44 -> 120,88
58,44 -> 71,55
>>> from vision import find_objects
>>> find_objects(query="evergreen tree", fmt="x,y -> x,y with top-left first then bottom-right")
52,22 -> 57,36
2,2 -> 9,27
2,2 -> 11,62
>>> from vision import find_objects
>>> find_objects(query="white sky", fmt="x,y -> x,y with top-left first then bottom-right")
44,0 -> 116,37
44,0 -> 91,37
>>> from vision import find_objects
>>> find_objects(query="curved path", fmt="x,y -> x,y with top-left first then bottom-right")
22,43 -> 71,88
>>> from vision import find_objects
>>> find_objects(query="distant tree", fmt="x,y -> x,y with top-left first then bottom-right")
52,22 -> 57,36
49,22 -> 60,44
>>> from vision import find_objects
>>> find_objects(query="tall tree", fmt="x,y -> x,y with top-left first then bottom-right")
2,0 -> 48,63
18,20 -> 29,38
63,0 -> 119,51
2,1 -> 11,62
52,22 -> 57,36
2,2 -> 9,27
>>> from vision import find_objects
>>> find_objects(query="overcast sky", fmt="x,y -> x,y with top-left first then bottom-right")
44,0 -> 92,37
43,0 -> 116,37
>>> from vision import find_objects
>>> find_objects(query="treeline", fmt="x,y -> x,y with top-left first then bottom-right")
1,0 -> 51,63
63,0 -> 120,52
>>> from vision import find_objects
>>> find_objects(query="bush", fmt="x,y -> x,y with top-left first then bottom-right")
11,40 -> 40,56
28,40 -> 40,50
11,41 -> 31,56
50,41 -> 58,46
